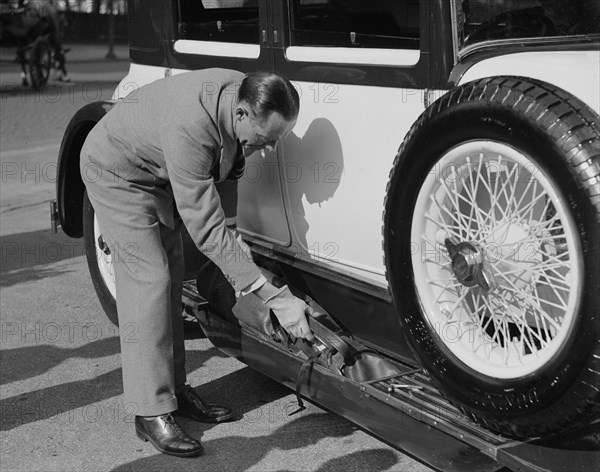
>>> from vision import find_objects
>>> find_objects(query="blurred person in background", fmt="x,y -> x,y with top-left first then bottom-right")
25,0 -> 69,80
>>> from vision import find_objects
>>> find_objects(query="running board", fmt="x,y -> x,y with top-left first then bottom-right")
182,280 -> 599,472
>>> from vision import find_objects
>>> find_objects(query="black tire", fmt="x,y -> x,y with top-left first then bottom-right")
383,76 -> 600,439
28,37 -> 51,90
83,190 -> 119,326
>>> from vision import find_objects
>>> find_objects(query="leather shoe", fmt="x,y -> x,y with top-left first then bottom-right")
135,413 -> 204,457
175,384 -> 234,423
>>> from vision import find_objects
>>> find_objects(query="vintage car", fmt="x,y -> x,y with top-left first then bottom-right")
52,1 -> 600,470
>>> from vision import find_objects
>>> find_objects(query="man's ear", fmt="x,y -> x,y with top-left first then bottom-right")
235,102 -> 250,121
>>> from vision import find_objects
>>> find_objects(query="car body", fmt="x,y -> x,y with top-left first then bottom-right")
53,1 -> 600,471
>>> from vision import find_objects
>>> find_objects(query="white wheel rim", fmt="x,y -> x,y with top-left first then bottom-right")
411,141 -> 582,379
94,215 -> 116,299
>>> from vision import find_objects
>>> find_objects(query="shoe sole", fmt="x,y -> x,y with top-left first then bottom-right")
135,428 -> 204,457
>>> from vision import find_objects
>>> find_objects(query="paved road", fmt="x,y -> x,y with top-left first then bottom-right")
0,43 -> 434,472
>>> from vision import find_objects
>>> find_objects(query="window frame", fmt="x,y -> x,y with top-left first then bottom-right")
176,0 -> 261,44
168,0 -> 270,72
289,0 -> 421,54
270,0 -> 435,90
454,0 -> 600,60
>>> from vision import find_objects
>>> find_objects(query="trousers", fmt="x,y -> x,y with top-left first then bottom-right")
84,165 -> 187,417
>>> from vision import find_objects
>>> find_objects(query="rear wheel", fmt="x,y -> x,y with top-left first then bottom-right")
384,77 -> 600,439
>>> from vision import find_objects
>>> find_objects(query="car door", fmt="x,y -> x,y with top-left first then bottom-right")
168,0 -> 293,249
266,0 -> 431,288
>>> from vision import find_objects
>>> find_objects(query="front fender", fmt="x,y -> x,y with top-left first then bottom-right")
56,100 -> 114,238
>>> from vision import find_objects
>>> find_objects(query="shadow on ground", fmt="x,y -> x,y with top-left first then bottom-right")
110,413 -> 399,472
0,342 -> 234,431
0,228 -> 86,287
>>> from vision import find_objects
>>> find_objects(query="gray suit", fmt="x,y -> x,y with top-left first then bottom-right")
80,69 -> 261,416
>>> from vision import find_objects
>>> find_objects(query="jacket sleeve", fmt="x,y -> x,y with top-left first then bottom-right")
160,123 -> 261,292
215,179 -> 238,223
219,150 -> 244,224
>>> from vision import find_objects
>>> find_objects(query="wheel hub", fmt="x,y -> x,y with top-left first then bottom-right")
445,239 -> 492,291
452,244 -> 482,284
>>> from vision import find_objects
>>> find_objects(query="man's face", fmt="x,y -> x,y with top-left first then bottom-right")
234,104 -> 296,157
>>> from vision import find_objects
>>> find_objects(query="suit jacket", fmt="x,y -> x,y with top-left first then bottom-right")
81,68 -> 261,291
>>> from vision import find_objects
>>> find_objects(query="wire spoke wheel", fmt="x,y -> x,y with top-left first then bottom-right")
384,77 -> 600,438
412,141 -> 581,378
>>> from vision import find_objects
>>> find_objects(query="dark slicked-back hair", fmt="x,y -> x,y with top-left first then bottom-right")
238,71 -> 300,122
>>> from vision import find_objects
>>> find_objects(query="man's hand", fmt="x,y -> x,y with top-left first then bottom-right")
255,283 -> 314,341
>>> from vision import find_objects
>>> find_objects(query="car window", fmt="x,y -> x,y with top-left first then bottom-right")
128,1 -> 163,51
459,0 -> 600,49
178,0 -> 259,43
290,0 -> 420,49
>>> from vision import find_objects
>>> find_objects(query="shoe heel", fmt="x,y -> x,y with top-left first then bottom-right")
135,428 -> 148,442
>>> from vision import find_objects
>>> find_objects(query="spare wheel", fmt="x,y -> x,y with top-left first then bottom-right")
383,76 -> 600,439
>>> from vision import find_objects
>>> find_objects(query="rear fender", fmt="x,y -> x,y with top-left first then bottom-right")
56,101 -> 114,237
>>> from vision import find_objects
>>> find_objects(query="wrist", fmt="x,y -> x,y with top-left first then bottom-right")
226,221 -> 238,239
239,274 -> 267,297
225,217 -> 237,230
255,281 -> 282,302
